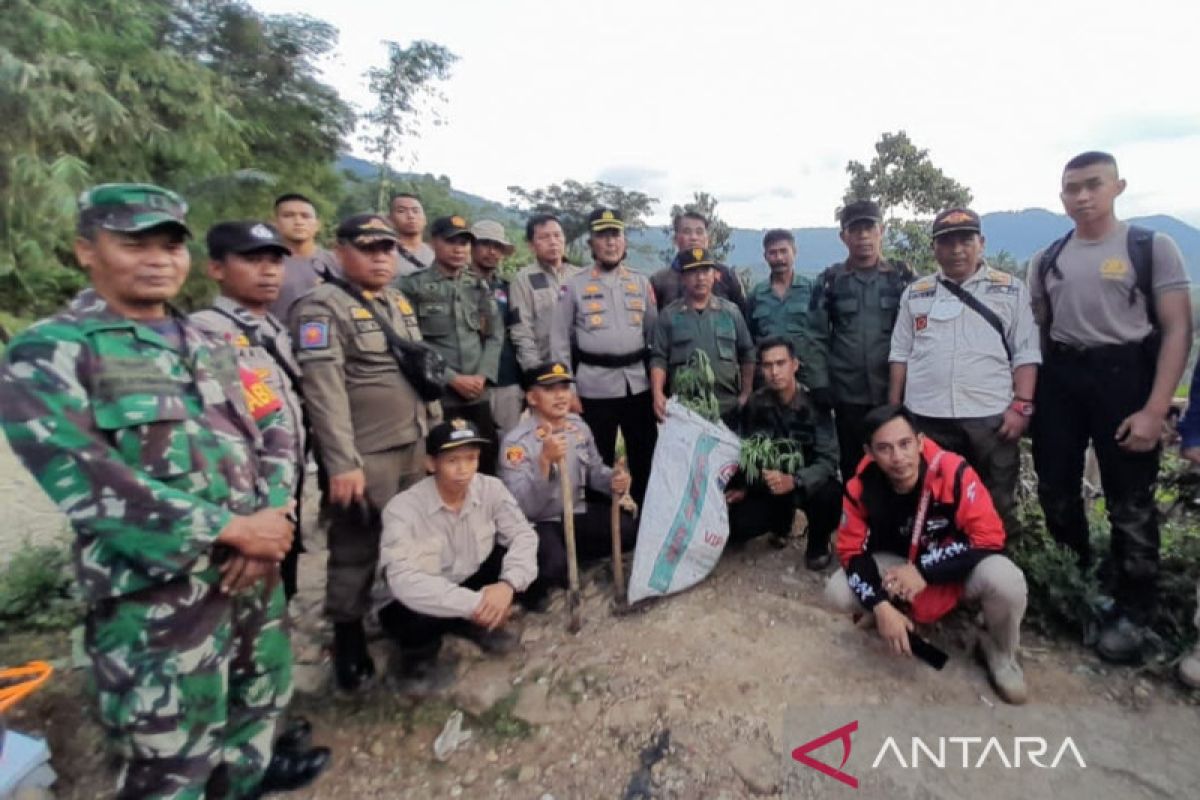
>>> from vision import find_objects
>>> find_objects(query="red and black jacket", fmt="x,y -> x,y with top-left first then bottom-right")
836,438 -> 1006,623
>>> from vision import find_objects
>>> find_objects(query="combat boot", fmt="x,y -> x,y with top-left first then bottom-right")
1096,615 -> 1146,665
333,620 -> 375,692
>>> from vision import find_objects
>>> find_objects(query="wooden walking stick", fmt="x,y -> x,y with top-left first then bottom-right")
559,464 -> 583,633
610,463 -> 628,609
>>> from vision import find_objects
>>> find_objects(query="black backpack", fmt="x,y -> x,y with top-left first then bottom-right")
1036,224 -> 1157,330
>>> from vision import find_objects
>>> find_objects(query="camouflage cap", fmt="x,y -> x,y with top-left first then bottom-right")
77,183 -> 191,236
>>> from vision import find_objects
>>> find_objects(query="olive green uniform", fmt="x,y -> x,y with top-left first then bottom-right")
650,296 -> 755,419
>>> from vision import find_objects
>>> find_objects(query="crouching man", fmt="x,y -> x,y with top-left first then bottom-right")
823,404 -> 1030,704
377,419 -> 539,691
500,362 -> 635,608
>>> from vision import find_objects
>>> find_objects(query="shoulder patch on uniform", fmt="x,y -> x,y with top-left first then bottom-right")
298,319 -> 330,350
505,445 -> 526,465
395,296 -> 414,315
529,272 -> 550,290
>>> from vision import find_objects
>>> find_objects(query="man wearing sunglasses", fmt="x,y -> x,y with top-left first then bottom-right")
291,213 -> 442,692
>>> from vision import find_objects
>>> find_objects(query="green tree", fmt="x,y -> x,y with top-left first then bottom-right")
360,40 -> 458,212
842,131 -> 973,273
507,180 -> 659,261
661,191 -> 733,262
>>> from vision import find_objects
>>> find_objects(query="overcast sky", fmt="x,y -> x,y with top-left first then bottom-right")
251,0 -> 1200,228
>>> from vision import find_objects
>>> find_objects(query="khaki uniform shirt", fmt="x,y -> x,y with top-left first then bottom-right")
550,264 -> 657,399
190,296 -> 306,474
889,264 -> 1041,419
499,413 -> 612,523
509,261 -> 583,370
292,282 -> 439,476
378,474 -> 539,619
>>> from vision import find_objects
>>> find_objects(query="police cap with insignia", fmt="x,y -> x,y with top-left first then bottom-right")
206,220 -> 291,260
426,417 -> 491,455
78,183 -> 191,237
522,361 -> 576,389
839,199 -> 882,230
931,208 -> 982,239
430,215 -> 475,241
677,247 -> 715,271
335,213 -> 400,245
588,207 -> 625,233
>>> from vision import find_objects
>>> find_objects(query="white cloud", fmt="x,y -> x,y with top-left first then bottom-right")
251,0 -> 1200,226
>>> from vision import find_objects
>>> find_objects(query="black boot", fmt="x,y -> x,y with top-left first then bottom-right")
274,717 -> 312,755
333,620 -> 375,692
254,746 -> 331,796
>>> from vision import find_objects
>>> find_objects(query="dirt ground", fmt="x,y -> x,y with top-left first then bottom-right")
3,438 -> 1199,799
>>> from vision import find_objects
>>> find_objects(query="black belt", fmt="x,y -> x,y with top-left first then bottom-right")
576,347 -> 648,368
1046,338 -> 1150,361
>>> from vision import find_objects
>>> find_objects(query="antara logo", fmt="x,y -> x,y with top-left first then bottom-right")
792,722 -> 1087,788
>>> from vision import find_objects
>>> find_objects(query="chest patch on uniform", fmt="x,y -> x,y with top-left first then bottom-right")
627,298 -> 645,311
630,312 -> 643,326
234,334 -> 251,348
589,314 -> 605,328
985,284 -> 1018,295
585,284 -> 601,295
914,314 -> 929,331
354,319 -> 381,333
240,365 -> 282,421
395,297 -> 414,315
529,273 -> 550,290
909,287 -> 936,299
587,301 -> 604,312
351,306 -> 373,320
505,445 -> 526,465
1100,257 -> 1129,280
299,320 -> 330,350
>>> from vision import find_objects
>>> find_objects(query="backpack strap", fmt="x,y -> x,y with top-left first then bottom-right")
936,276 -> 1014,362
1127,225 -> 1157,328
950,459 -> 968,516
1036,231 -> 1074,333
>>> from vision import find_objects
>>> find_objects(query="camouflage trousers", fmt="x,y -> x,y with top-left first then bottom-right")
85,572 -> 293,799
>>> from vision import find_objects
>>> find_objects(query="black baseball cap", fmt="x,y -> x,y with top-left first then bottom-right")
426,418 -> 490,455
588,207 -> 625,233
522,361 -> 575,389
931,208 -> 982,239
206,221 -> 291,260
336,213 -> 399,245
839,200 -> 882,229
430,215 -> 474,241
677,247 -> 715,271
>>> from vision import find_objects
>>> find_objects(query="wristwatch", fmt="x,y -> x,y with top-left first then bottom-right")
1009,400 -> 1035,417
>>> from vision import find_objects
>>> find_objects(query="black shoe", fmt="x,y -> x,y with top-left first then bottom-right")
805,552 -> 832,572
255,746 -> 331,796
519,591 -> 552,614
274,717 -> 312,755
333,621 -> 375,692
455,624 -> 520,655
393,649 -> 455,695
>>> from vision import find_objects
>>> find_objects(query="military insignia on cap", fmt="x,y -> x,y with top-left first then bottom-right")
451,418 -> 468,430
941,211 -> 974,225
692,248 -> 704,261
551,363 -> 567,375
250,224 -> 274,239
602,210 -> 615,221
450,215 -> 466,227
362,218 -> 391,231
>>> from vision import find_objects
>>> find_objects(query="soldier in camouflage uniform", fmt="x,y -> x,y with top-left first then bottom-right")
0,185 -> 326,799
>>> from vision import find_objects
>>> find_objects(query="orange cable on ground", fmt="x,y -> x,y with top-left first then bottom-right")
0,661 -> 53,714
